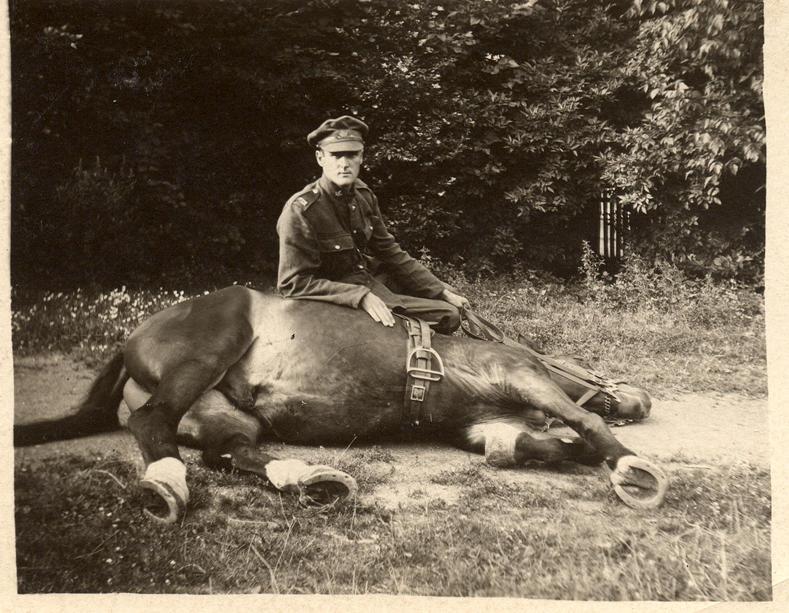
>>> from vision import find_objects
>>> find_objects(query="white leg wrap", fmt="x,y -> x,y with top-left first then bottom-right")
266,459 -> 358,504
483,423 -> 522,468
141,457 -> 189,523
266,459 -> 310,493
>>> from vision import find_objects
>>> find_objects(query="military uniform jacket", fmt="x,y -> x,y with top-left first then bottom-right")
277,176 -> 445,308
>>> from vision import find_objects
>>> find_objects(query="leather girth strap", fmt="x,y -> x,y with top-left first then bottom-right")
401,316 -> 445,427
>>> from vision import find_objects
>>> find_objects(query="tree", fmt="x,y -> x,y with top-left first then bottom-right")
600,0 -> 765,278
10,0 -> 765,285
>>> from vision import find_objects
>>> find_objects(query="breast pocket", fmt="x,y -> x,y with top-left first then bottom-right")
317,233 -> 357,280
351,220 -> 374,251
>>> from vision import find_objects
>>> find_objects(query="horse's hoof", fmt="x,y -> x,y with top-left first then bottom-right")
298,465 -> 358,507
609,455 -> 668,509
140,457 -> 189,523
266,459 -> 358,507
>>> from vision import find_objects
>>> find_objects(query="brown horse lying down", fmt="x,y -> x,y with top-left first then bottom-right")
14,286 -> 667,522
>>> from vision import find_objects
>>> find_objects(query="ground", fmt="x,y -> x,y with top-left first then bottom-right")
12,354 -> 772,598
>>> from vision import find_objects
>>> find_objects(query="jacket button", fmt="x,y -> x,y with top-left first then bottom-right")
357,264 -> 364,270
369,225 -> 373,230
334,244 -> 341,250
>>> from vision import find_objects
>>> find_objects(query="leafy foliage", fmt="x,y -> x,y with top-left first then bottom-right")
10,0 -> 764,284
600,0 -> 765,277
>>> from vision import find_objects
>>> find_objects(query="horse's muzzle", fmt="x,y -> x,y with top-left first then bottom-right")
612,384 -> 652,420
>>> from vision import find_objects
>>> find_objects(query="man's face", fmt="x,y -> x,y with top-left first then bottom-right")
316,147 -> 363,187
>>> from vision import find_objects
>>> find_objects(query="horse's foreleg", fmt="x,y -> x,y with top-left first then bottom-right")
510,370 -> 634,466
461,421 -> 604,467
507,369 -> 668,508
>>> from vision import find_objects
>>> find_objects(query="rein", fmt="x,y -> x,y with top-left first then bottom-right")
460,308 -> 624,420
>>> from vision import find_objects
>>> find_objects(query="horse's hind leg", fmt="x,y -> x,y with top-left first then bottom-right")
121,290 -> 257,521
185,398 -> 357,506
124,382 -> 356,517
123,379 -> 261,522
204,438 -> 357,507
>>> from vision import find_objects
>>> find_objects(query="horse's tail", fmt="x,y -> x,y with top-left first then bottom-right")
14,351 -> 129,446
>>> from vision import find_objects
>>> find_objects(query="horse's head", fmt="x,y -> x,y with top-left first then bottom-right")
585,383 -> 652,422
534,351 -> 653,423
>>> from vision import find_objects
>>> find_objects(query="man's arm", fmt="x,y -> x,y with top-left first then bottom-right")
276,204 -> 370,308
365,191 -> 447,299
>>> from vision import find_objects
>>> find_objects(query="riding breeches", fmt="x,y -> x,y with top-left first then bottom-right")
370,272 -> 461,334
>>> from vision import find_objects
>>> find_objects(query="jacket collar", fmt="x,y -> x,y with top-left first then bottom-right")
319,175 -> 356,198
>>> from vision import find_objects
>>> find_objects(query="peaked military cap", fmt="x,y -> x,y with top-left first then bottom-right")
307,115 -> 368,151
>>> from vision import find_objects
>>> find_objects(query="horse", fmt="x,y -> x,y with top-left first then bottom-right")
14,285 -> 668,522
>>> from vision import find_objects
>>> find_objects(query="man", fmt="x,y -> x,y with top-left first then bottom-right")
276,115 -> 469,333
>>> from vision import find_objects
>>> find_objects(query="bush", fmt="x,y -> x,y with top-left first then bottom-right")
11,286 -> 193,363
577,242 -> 762,326
602,0 -> 765,277
11,0 -> 764,285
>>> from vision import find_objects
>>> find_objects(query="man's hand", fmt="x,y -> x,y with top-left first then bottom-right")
441,289 -> 470,310
360,292 -> 396,327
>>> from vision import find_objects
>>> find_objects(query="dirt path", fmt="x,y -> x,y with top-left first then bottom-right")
13,354 -> 770,506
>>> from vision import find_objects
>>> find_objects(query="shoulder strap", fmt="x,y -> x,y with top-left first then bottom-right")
286,182 -> 320,211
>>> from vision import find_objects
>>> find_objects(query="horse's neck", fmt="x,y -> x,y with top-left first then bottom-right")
432,333 -> 527,394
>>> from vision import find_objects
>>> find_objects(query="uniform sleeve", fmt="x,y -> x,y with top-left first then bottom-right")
276,203 -> 371,308
365,191 -> 446,299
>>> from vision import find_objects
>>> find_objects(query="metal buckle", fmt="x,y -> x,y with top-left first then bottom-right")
406,347 -> 445,381
410,385 -> 426,402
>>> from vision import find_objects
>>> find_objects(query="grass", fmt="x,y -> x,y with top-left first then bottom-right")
437,251 -> 765,397
10,255 -> 765,396
15,451 -> 770,599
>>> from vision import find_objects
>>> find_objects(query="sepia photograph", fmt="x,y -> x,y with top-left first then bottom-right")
5,0 -> 779,604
